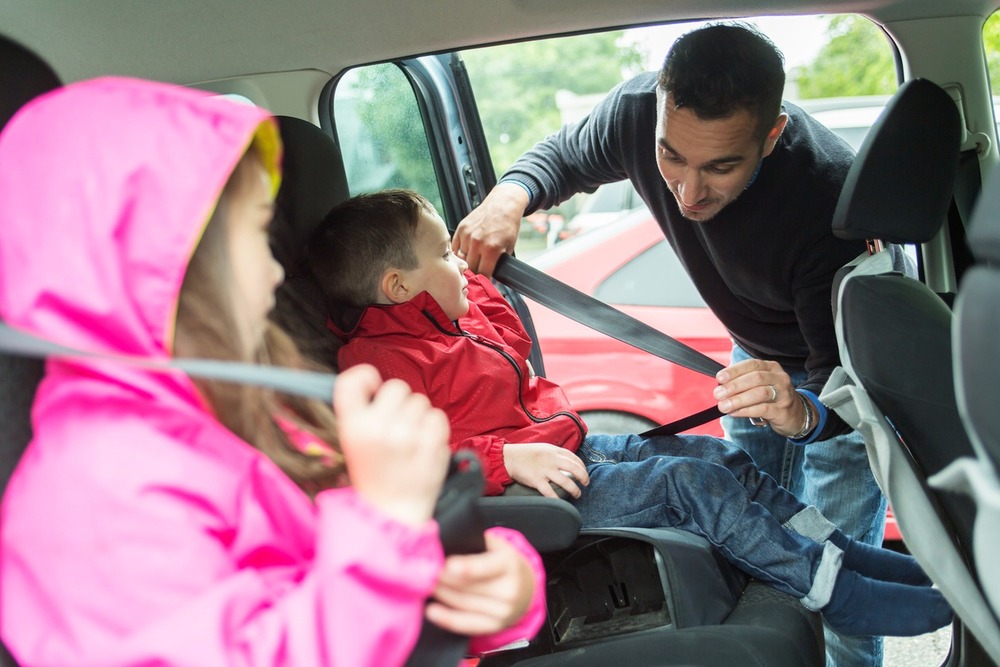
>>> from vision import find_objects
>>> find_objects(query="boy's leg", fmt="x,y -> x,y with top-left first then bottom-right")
574,436 -> 953,639
576,435 -> 827,599
629,431 -> 811,524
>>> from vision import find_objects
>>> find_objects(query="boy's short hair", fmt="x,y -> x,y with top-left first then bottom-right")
307,189 -> 433,309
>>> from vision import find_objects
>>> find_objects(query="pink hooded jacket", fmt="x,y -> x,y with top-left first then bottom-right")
0,78 -> 545,666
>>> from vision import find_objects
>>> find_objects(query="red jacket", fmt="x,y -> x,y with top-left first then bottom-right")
333,274 -> 587,495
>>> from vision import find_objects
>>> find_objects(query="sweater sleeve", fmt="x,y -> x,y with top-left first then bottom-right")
500,76 -> 647,214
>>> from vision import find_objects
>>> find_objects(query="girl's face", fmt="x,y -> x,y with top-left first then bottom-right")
226,161 -> 284,356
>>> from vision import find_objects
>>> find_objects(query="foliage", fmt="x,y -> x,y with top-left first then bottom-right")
345,64 -> 443,213
793,15 -> 896,98
463,33 -> 643,175
984,12 -> 1000,94
338,35 -> 641,218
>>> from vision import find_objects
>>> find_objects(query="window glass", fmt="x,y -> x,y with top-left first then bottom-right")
460,15 -> 898,263
332,64 -> 444,214
983,11 -> 1000,130
594,240 -> 706,308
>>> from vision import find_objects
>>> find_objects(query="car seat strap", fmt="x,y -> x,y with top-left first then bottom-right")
0,321 -> 337,400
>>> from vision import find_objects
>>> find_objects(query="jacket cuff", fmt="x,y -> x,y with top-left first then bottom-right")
788,389 -> 827,445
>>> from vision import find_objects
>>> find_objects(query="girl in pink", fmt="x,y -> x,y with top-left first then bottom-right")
0,77 -> 545,666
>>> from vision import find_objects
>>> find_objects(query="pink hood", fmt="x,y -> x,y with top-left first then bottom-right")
0,76 -> 280,397
0,78 -> 544,666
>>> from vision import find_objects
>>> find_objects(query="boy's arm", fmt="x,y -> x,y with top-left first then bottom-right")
454,436 -> 514,496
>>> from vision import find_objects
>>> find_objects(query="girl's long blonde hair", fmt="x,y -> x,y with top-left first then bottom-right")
174,149 -> 346,495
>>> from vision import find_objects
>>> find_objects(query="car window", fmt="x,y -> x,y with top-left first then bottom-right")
460,15 -> 897,263
983,10 -> 1000,135
595,240 -> 707,308
330,64 -> 445,216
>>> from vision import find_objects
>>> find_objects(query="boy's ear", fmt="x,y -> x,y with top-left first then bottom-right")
379,269 -> 410,304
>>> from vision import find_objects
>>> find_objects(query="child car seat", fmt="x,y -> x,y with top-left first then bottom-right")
932,161 -> 1000,642
820,78 -> 1000,662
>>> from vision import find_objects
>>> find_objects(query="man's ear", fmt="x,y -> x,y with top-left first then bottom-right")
762,113 -> 788,158
379,269 -> 410,305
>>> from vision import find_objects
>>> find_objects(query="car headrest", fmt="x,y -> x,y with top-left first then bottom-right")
1,34 -> 61,131
270,116 -> 350,369
966,163 -> 1000,264
832,78 -> 962,244
271,116 -> 349,276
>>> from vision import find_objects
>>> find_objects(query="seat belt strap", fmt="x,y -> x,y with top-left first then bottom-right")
0,321 -> 336,401
493,254 -> 724,433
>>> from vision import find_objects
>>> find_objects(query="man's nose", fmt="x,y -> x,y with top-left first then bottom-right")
678,169 -> 705,205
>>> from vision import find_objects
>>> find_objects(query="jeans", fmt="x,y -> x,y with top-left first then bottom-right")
722,343 -> 888,667
573,432 -> 843,608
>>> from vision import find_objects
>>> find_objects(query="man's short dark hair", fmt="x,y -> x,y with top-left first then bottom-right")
657,22 -> 786,141
307,189 -> 432,309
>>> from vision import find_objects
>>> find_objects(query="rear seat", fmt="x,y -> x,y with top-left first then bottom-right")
270,115 -> 825,666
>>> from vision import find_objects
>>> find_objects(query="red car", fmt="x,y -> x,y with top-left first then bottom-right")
524,206 -> 903,542
525,207 -> 728,437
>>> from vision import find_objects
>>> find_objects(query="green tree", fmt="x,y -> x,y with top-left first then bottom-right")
462,33 -> 643,175
794,15 -> 896,98
339,34 -> 641,219
984,12 -> 1000,94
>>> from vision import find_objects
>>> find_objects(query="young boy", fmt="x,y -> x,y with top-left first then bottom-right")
304,188 -> 952,639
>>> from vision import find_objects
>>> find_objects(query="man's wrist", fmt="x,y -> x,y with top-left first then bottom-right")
497,177 -> 536,210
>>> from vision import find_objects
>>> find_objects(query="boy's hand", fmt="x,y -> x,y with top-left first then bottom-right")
334,364 -> 451,526
425,531 -> 535,636
503,442 -> 589,499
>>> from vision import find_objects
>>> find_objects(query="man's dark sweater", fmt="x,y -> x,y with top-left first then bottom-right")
502,72 -> 864,440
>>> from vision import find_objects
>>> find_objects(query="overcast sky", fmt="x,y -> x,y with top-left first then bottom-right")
627,15 -> 830,70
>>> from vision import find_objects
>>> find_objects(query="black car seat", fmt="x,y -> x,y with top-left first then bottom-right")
0,33 -> 62,667
932,161 -> 1000,636
819,78 -> 1000,662
271,114 -> 825,665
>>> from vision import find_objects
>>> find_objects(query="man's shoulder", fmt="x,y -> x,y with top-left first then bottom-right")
781,101 -> 855,162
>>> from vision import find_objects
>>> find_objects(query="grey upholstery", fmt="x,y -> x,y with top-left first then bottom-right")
821,78 -> 1000,661
931,162 -> 1000,630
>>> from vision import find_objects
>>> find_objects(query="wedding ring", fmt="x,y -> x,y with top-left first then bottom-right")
767,384 -> 778,403
749,417 -> 769,427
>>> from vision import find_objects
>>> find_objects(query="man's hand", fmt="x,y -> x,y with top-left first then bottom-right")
714,359 -> 814,438
452,182 -> 530,276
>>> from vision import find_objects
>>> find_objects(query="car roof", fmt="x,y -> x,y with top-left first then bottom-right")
3,0 -> 999,88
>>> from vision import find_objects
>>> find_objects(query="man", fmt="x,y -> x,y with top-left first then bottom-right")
452,22 -> 889,667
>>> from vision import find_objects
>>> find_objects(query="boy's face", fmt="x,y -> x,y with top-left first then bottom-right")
400,207 -> 470,320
